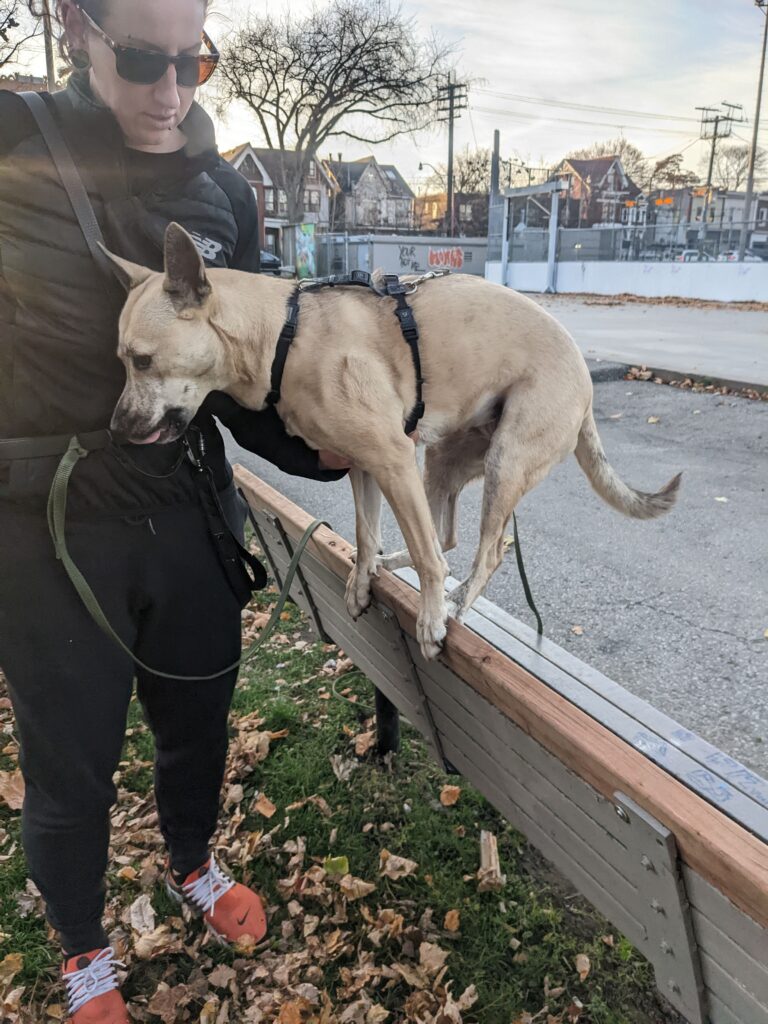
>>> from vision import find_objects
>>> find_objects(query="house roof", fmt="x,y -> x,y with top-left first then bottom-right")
558,156 -> 643,198
325,156 -> 414,199
221,143 -> 334,187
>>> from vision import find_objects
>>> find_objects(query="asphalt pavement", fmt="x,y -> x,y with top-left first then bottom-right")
226,375 -> 768,776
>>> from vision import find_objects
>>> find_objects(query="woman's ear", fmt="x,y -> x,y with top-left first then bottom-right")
59,1 -> 89,56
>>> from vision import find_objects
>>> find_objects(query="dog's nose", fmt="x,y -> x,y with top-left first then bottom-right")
165,407 -> 186,432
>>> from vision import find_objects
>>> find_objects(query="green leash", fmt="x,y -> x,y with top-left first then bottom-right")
46,436 -> 326,682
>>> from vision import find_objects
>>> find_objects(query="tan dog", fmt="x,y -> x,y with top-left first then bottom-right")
106,224 -> 680,659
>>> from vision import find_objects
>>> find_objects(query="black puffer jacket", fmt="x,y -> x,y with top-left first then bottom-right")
0,73 -> 341,514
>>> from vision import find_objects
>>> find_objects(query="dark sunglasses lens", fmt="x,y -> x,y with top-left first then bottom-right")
196,55 -> 218,86
176,55 -> 205,87
115,49 -> 169,84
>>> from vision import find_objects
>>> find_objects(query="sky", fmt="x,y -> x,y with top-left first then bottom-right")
12,0 -> 768,189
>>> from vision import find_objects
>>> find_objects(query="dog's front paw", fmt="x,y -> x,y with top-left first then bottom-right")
417,605 -> 448,660
345,564 -> 374,619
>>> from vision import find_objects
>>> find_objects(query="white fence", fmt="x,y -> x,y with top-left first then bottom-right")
485,259 -> 768,302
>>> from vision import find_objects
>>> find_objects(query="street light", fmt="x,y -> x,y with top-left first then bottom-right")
738,0 -> 768,262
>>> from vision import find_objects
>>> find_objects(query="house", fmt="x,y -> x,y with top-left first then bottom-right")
552,156 -> 644,228
0,72 -> 47,92
221,143 -> 335,260
414,190 -> 489,237
323,156 -> 414,232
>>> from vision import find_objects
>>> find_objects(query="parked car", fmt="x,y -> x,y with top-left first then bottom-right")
716,250 -> 765,263
675,250 -> 715,262
260,250 -> 282,274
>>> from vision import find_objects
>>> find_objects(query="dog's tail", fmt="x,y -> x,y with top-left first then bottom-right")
574,409 -> 681,520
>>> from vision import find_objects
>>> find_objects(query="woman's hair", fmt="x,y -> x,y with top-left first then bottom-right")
27,1 -> 210,70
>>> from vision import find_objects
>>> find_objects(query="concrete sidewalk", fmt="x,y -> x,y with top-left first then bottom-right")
531,294 -> 768,387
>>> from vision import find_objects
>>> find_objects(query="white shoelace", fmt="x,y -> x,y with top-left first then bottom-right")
64,947 -> 124,1015
180,854 -> 235,915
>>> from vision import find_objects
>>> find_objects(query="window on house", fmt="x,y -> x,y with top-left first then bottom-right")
759,208 -> 768,223
303,189 -> 321,212
308,159 -> 316,179
459,203 -> 472,221
264,187 -> 275,212
278,189 -> 288,214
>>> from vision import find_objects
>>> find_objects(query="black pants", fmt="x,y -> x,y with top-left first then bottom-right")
0,484 -> 247,955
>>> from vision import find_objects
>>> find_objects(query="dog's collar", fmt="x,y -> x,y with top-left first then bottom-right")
265,273 -> 426,436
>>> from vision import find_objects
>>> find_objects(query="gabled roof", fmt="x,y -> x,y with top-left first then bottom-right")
221,143 -> 335,188
557,156 -> 642,198
325,156 -> 414,199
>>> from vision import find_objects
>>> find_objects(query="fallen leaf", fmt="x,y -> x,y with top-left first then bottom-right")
714,496 -> 729,503
608,413 -> 622,419
444,909 -> 461,932
601,934 -> 615,947
0,770 -> 24,811
419,941 -> 449,975
223,783 -> 244,810
439,785 -> 461,807
134,923 -> 183,959
128,893 -> 156,935
379,849 -> 419,880
570,625 -> 584,636
0,951 -> 23,987
330,754 -> 359,782
252,793 -> 277,818
647,415 -> 660,424
324,855 -> 349,876
574,952 -> 591,981
354,731 -> 376,757
208,964 -> 237,989
338,874 -> 376,900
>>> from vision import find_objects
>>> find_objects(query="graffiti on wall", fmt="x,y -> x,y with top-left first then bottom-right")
428,246 -> 464,269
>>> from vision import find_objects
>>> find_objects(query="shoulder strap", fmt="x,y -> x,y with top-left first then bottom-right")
18,91 -> 114,280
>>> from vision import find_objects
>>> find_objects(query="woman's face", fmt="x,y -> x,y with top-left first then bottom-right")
63,0 -> 207,150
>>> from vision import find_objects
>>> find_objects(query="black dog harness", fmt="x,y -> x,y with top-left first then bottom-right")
266,270 -> 447,436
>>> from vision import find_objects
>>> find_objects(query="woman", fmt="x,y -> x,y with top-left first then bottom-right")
0,1 -> 347,1019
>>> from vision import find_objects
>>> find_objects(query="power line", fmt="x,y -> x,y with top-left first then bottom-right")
475,88 -> 699,124
471,104 -> 700,138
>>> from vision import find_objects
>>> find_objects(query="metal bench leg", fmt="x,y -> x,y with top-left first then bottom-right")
375,687 -> 401,756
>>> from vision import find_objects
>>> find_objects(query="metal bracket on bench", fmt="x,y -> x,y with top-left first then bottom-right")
378,602 -> 458,776
613,793 -> 708,1024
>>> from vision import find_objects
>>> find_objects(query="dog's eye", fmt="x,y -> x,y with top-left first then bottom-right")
132,354 -> 152,371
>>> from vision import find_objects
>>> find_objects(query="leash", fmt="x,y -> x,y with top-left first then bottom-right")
512,511 -> 544,635
46,436 -> 327,681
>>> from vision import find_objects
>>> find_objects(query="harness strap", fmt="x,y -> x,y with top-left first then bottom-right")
265,273 -> 426,434
265,286 -> 300,408
382,275 -> 426,435
47,437 -> 327,681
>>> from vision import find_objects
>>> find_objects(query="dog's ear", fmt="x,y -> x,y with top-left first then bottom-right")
98,245 -> 153,292
163,222 -> 212,311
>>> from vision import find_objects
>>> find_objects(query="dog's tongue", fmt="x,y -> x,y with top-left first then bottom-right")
135,428 -> 163,445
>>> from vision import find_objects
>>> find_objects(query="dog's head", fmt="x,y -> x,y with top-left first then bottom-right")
104,223 -> 229,445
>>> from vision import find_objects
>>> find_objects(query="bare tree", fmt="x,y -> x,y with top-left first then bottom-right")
1,0 -> 40,69
217,0 -> 452,223
424,146 -> 492,194
649,153 -> 699,190
701,143 -> 767,191
564,137 -> 650,190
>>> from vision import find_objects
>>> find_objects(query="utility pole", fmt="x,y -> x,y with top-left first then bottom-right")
436,73 -> 467,237
739,0 -> 768,261
42,0 -> 57,91
696,102 -> 745,254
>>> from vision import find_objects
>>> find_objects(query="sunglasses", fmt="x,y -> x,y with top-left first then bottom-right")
77,5 -> 219,87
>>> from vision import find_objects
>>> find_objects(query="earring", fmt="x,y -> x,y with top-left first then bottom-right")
69,48 -> 91,71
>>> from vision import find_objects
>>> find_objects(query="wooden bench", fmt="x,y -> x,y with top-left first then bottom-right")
235,466 -> 768,1024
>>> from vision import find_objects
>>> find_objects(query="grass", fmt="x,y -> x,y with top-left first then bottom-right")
0,583 -> 680,1023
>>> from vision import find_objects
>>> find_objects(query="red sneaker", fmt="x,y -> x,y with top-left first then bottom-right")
165,853 -> 267,946
62,947 -> 128,1023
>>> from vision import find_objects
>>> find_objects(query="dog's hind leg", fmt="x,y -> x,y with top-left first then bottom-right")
345,468 -> 383,619
447,396 -> 580,620
379,430 -> 489,572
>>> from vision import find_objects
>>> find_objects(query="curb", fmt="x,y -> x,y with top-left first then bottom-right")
587,359 -> 768,396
